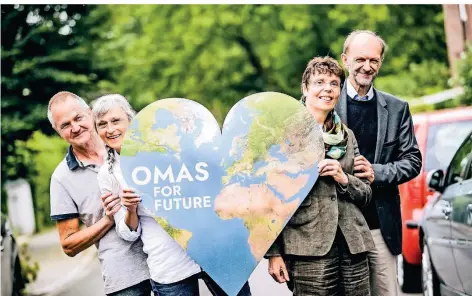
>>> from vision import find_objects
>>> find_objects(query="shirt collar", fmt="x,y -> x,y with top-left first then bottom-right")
66,145 -> 102,172
346,79 -> 374,101
66,146 -> 80,171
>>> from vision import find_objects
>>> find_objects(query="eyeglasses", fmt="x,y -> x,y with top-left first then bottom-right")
310,80 -> 341,89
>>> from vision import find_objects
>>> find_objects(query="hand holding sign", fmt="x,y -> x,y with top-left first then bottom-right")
121,188 -> 140,212
120,92 -> 324,295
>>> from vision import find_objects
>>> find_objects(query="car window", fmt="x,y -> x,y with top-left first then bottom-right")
446,133 -> 472,185
425,120 -> 472,172
465,158 -> 472,180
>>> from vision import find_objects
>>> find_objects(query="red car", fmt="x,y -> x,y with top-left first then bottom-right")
397,106 -> 472,292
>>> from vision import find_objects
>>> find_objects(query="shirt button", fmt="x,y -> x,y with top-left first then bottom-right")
331,196 -> 336,201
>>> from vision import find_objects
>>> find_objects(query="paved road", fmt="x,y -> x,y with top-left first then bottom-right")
57,259 -> 421,296
56,260 -> 104,296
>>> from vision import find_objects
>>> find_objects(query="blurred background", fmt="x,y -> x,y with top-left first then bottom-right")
1,4 -> 472,296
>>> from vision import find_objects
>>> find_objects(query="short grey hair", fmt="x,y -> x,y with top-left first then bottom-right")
92,94 -> 136,122
47,91 -> 89,128
343,30 -> 388,59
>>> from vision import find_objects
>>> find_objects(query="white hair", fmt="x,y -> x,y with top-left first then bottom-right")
92,94 -> 136,122
47,91 -> 89,128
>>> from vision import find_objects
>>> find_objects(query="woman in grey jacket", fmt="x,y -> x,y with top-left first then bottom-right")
266,56 -> 375,296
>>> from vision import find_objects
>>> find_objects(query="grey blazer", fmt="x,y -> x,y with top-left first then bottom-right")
266,128 -> 375,257
335,85 -> 422,255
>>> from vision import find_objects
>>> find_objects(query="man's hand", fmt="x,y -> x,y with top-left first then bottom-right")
318,159 -> 349,185
354,155 -> 375,184
268,256 -> 290,283
100,192 -> 121,219
121,188 -> 141,213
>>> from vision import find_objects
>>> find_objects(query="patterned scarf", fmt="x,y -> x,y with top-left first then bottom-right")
323,111 -> 348,159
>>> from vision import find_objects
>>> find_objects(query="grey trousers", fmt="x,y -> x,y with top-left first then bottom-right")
284,230 -> 371,296
367,229 -> 400,296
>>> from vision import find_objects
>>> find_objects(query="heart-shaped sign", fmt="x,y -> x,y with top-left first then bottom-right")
120,92 -> 324,295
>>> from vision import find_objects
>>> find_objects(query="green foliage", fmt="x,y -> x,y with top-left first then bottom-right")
88,4 -> 448,123
454,44 -> 472,105
12,132 -> 69,231
375,60 -> 451,99
1,4 -> 109,196
19,242 -> 40,285
29,132 -> 69,231
411,43 -> 472,114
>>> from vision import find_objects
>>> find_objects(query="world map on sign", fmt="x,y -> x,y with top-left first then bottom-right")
120,92 -> 324,296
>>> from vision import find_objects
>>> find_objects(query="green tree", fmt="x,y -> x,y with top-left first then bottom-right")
22,132 -> 69,231
455,44 -> 472,105
88,5 -> 336,122
90,4 -> 449,122
1,4 -> 109,225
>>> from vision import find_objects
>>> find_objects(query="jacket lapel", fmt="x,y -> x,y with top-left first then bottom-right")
336,83 -> 348,124
374,89 -> 388,163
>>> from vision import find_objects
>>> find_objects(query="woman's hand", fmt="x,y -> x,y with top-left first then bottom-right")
318,159 -> 348,186
121,188 -> 141,213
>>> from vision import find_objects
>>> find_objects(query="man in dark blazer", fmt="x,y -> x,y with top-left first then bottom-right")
335,30 -> 422,296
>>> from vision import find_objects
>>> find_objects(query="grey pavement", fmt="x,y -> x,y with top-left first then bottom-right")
56,259 -> 104,296
19,228 -> 96,296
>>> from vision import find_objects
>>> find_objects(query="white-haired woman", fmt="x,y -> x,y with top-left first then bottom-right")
93,94 -> 252,296
93,94 -> 202,296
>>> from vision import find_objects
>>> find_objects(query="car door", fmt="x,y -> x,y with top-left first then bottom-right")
424,187 -> 462,291
423,135 -> 472,292
449,133 -> 472,294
